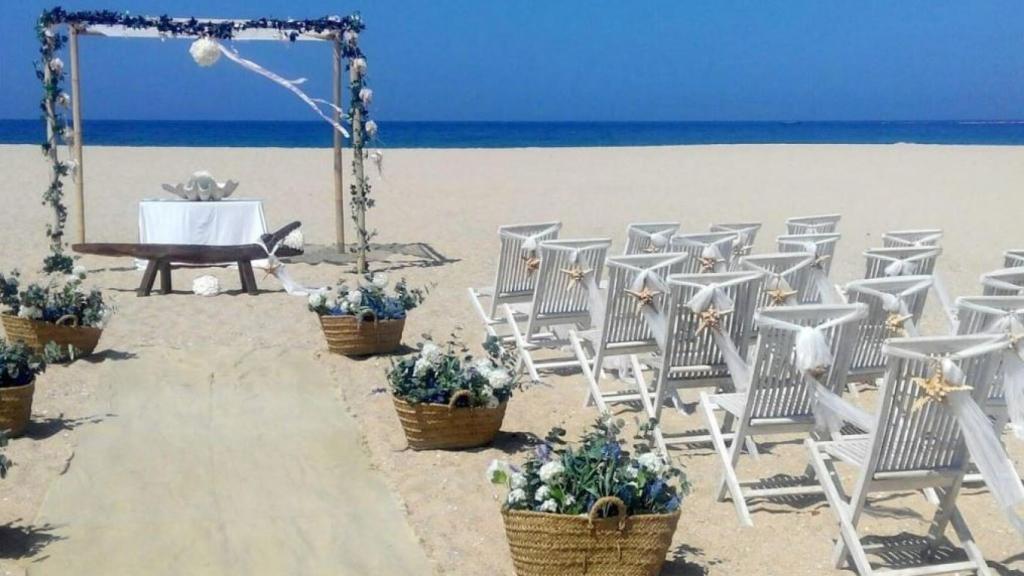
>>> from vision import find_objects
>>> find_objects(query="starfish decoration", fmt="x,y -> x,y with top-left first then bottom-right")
696,306 -> 732,335
522,254 -> 541,275
884,312 -> 914,337
262,257 -> 283,280
766,286 -> 798,306
812,254 -> 832,268
560,265 -> 591,290
1008,331 -> 1024,350
910,361 -> 973,413
698,255 -> 724,273
624,286 -> 661,313
643,243 -> 659,253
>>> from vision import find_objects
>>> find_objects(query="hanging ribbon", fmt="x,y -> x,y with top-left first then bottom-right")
965,302 -> 1024,439
675,235 -> 734,273
548,243 -> 609,329
756,307 -> 873,435
886,336 -> 1024,536
680,277 -> 754,391
258,236 -> 323,297
845,277 -> 932,338
621,259 -> 683,351
631,225 -> 676,253
779,238 -> 843,304
216,45 -> 349,138
741,254 -> 813,306
499,224 -> 561,274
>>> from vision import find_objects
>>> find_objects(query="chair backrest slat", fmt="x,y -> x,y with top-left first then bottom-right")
882,229 -> 943,248
1004,250 -> 1024,269
845,276 -> 932,376
784,214 -> 841,235
746,304 -> 865,420
670,231 -> 739,274
623,222 -> 681,255
738,252 -> 815,308
527,238 -> 611,338
710,222 -> 762,258
955,296 -> 1024,403
776,233 -> 841,276
494,222 -> 562,298
601,253 -> 689,348
862,246 -> 941,280
981,267 -> 1024,296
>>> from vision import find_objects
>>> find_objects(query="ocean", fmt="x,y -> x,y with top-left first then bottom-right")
2,119 -> 1024,148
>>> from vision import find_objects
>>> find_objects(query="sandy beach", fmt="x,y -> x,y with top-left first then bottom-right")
1,143 -> 1022,575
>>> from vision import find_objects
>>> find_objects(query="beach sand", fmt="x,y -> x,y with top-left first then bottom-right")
0,143 -> 1022,574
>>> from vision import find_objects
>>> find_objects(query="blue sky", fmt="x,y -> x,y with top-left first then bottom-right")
1,1 -> 1022,121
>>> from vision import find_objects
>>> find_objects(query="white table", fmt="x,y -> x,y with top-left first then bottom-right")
137,199 -> 268,267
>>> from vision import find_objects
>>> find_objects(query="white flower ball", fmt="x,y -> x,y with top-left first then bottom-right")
192,275 -> 220,297
283,228 -> 304,251
538,461 -> 565,484
371,273 -> 388,289
359,88 -> 373,105
364,120 -> 378,138
351,57 -> 368,76
507,488 -> 526,505
189,37 -> 222,67
346,289 -> 363,306
49,57 -> 64,73
534,485 -> 551,502
538,499 -> 559,513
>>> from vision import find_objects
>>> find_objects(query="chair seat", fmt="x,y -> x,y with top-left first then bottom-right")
818,437 -> 871,466
707,393 -> 746,417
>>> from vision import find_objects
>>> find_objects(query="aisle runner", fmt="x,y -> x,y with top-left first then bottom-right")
29,347 -> 430,576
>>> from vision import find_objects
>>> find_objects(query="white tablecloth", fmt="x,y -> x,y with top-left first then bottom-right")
137,199 -> 268,267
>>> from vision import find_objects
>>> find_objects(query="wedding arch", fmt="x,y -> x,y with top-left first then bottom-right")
36,7 -> 377,274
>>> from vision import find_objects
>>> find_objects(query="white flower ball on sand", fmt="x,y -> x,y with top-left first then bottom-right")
538,461 -> 565,484
189,37 -> 221,67
192,275 -> 220,297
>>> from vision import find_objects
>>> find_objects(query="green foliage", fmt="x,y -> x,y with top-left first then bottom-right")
43,341 -> 80,364
0,338 -> 46,388
0,269 -> 111,329
308,274 -> 427,320
489,417 -> 688,517
388,334 -> 526,407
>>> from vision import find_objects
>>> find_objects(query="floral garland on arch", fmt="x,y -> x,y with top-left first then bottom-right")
35,7 -> 377,273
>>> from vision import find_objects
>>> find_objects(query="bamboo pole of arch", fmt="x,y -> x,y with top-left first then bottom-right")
69,25 -> 86,243
332,38 -> 346,250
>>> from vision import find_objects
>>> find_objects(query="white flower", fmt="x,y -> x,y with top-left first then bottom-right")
420,342 -> 442,363
49,57 -> 63,73
487,368 -> 512,390
371,273 -> 388,289
17,306 -> 42,320
507,489 -> 526,505
337,301 -> 350,315
622,466 -> 639,480
308,292 -> 327,308
473,359 -> 493,377
510,473 -> 527,490
72,265 -> 87,279
534,485 -> 551,502
538,461 -> 565,484
192,275 -> 220,297
342,30 -> 359,45
189,37 -> 221,67
351,57 -> 368,76
364,120 -> 378,138
283,228 -> 304,250
413,357 -> 432,377
538,499 -> 559,513
56,92 -> 71,107
346,289 -> 363,306
324,297 -> 338,311
637,452 -> 667,475
487,459 -> 510,485
563,495 -> 576,507
359,88 -> 373,106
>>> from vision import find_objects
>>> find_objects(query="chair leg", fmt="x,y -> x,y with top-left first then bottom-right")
158,261 -> 172,294
138,260 -> 158,297
467,288 -> 499,338
700,393 -> 752,526
570,331 -> 606,413
504,304 -> 541,383
805,440 -> 874,575
923,487 -> 991,574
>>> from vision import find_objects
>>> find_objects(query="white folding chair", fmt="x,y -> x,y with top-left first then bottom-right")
623,222 -> 680,255
468,221 -> 561,338
1004,249 -> 1024,268
738,252 -> 815,308
776,233 -> 844,304
669,231 -> 738,274
844,275 -> 932,387
700,303 -> 867,526
864,246 -> 955,328
806,334 -> 1018,576
785,213 -> 841,235
646,271 -> 763,455
882,228 -> 943,248
710,221 -> 762,259
569,252 -> 689,413
981,267 -> 1024,296
955,295 -> 1024,431
504,238 -> 611,382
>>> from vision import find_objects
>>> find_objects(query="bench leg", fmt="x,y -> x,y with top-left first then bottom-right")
159,261 -> 172,294
238,261 -> 258,295
138,260 -> 159,297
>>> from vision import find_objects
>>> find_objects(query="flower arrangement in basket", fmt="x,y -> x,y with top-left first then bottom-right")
309,273 -> 427,356
0,338 -> 46,437
0,268 -> 111,361
489,418 -> 687,576
388,335 -> 525,450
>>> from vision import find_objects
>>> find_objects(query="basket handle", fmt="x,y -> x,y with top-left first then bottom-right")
588,496 -> 627,530
55,315 -> 79,327
448,389 -> 473,411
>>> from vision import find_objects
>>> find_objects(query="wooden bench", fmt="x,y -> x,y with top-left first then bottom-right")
72,222 -> 303,296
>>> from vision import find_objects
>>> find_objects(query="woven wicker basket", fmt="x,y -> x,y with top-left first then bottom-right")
0,378 -> 35,437
393,390 -> 507,450
1,313 -> 102,356
502,496 -> 680,576
319,315 -> 405,356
